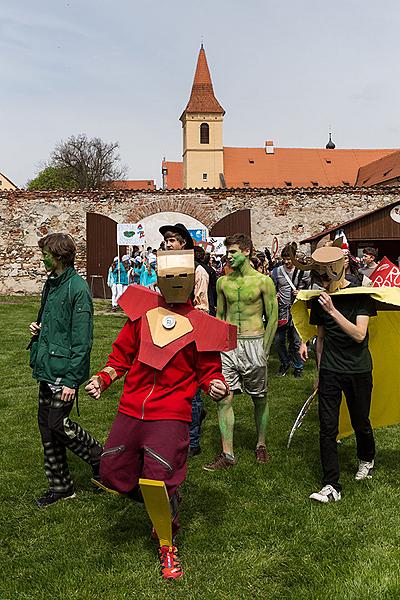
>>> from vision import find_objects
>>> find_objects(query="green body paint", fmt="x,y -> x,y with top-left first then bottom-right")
216,245 -> 278,455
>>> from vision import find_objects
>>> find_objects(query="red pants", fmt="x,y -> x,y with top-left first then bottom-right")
100,413 -> 189,534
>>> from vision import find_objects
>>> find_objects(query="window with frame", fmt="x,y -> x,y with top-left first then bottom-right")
200,123 -> 209,144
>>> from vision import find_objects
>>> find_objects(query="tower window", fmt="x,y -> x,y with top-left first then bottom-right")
203,173 -> 208,180
311,181 -> 319,187
285,181 -> 292,187
200,123 -> 209,144
249,160 -> 254,164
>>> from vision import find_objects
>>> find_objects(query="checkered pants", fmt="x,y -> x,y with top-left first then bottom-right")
38,382 -> 102,494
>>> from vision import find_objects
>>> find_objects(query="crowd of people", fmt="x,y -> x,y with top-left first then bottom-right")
28,228 -> 383,580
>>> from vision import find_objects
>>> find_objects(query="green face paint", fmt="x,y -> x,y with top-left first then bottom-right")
230,251 -> 246,270
227,245 -> 247,270
42,247 -> 57,272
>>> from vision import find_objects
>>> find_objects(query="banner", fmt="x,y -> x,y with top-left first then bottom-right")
196,240 -> 215,253
370,256 -> 400,288
188,228 -> 207,243
117,223 -> 145,246
207,236 -> 226,255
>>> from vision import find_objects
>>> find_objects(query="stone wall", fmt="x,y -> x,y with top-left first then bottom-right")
1,186 -> 399,294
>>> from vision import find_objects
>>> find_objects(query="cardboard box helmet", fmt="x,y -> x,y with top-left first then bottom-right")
289,242 -> 345,293
156,250 -> 195,303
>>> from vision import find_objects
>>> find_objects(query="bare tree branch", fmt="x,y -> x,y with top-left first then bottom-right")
51,133 -> 126,189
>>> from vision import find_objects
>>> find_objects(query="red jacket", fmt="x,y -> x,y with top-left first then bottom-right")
97,318 -> 227,422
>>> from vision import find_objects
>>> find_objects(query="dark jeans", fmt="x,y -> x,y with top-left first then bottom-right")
318,369 -> 375,492
275,321 -> 303,371
189,389 -> 203,449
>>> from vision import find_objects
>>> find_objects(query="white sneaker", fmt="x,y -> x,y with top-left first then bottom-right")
309,485 -> 341,503
355,460 -> 374,481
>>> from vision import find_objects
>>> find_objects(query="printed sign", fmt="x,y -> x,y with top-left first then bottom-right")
271,236 -> 279,259
370,256 -> 400,288
188,228 -> 207,243
197,240 -> 215,253
117,223 -> 145,246
207,236 -> 226,255
390,205 -> 400,224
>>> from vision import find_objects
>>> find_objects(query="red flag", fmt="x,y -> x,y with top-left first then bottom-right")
369,257 -> 400,288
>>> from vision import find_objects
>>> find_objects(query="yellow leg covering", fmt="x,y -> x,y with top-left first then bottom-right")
139,478 -> 173,547
90,477 -> 126,497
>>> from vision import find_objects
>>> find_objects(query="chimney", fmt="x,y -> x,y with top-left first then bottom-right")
265,140 -> 274,155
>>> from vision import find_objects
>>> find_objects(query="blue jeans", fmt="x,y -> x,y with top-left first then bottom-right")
189,389 -> 203,449
275,322 -> 303,371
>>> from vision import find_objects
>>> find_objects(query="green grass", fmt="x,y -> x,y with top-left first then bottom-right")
1,297 -> 400,599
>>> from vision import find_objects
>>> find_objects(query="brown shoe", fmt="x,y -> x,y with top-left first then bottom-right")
203,452 -> 237,472
188,446 -> 201,458
255,445 -> 270,464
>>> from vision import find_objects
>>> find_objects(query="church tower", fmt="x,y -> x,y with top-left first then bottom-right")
180,45 -> 225,189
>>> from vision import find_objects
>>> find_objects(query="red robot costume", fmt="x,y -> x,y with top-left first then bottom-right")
87,250 -> 236,579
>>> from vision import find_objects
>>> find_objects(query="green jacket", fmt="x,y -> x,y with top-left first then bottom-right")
30,267 -> 93,388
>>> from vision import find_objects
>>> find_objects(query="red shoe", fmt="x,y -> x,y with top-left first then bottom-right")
158,545 -> 183,580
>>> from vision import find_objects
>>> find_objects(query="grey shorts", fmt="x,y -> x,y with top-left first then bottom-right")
221,335 -> 267,396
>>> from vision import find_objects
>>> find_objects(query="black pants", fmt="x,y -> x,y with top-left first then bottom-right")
318,369 -> 375,492
38,382 -> 102,494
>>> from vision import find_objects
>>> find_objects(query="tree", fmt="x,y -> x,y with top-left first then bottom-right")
51,134 -> 126,189
27,134 -> 127,191
27,166 -> 76,191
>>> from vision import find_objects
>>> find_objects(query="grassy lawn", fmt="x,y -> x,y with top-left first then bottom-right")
1,297 -> 400,599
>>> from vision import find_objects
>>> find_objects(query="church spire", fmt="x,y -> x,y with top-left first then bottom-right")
180,46 -> 225,120
326,132 -> 336,149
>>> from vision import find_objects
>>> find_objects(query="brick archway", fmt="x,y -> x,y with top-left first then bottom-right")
124,197 -> 221,228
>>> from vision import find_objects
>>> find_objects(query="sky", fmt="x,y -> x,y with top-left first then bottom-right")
1,0 -> 400,188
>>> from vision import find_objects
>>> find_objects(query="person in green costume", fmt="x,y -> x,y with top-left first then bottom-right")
204,233 -> 278,470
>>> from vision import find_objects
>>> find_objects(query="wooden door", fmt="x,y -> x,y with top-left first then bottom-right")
86,212 -> 117,298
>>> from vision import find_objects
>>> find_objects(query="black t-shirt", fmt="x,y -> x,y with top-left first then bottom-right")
310,288 -> 377,373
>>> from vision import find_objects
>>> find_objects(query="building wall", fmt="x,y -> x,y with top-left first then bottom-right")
182,113 -> 223,188
1,187 -> 399,294
0,174 -> 17,191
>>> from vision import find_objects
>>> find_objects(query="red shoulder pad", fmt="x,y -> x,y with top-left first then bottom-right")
189,311 -> 237,352
118,285 -> 163,320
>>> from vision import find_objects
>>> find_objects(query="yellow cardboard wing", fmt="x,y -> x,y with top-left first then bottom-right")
292,287 -> 400,439
139,478 -> 173,547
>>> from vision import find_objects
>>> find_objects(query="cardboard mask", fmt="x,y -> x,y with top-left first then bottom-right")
289,243 -> 345,293
156,250 -> 195,303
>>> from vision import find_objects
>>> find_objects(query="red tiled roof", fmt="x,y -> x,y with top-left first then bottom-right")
223,147 -> 396,189
160,147 -> 398,190
162,161 -> 183,190
110,180 -> 155,190
180,46 -> 225,119
355,150 -> 400,187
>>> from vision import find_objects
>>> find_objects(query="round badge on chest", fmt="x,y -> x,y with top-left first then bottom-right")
162,315 -> 177,330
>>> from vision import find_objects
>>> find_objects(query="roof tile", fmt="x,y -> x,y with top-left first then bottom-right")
355,150 -> 400,186
181,46 -> 224,118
